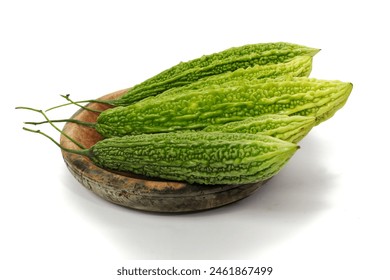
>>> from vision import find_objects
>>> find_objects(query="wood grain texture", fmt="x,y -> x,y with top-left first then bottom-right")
60,89 -> 266,212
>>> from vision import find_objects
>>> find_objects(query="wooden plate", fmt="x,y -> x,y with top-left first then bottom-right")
60,89 -> 266,213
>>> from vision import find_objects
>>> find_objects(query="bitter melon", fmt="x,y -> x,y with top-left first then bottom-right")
88,132 -> 299,185
96,77 -> 353,137
111,42 -> 320,105
154,55 -> 313,94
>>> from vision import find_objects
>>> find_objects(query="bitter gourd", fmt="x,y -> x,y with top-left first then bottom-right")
95,77 -> 352,138
86,132 -> 298,185
152,55 -> 313,94
20,113 -> 298,185
203,114 -> 316,143
107,42 -> 320,106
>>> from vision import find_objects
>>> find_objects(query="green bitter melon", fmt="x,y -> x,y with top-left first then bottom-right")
95,77 -> 352,137
88,132 -> 299,185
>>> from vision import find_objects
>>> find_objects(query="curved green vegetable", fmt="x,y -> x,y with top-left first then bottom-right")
158,55 -> 313,93
96,77 -> 353,137
21,129 -> 298,185
203,114 -> 316,143
112,42 -> 320,105
89,132 -> 298,185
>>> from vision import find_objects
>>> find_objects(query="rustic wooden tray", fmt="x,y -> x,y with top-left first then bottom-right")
60,89 -> 266,212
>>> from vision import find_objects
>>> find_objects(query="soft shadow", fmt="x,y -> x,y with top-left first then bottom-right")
61,133 -> 338,259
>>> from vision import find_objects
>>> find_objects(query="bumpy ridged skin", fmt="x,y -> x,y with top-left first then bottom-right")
202,114 -> 316,143
96,77 -> 353,138
89,132 -> 298,185
114,42 -> 320,105
159,56 -> 313,93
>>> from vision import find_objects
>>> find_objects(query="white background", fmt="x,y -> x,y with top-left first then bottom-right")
1,0 -> 389,279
